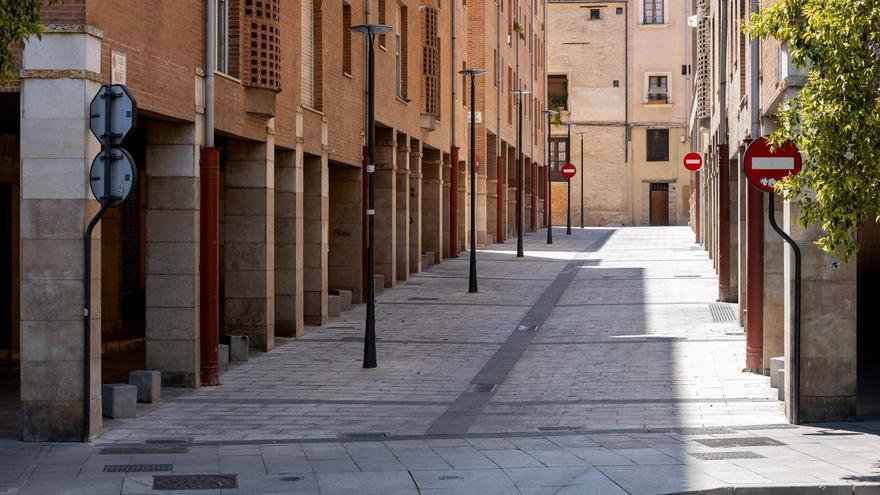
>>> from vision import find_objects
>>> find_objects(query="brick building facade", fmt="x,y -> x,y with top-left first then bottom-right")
0,0 -> 547,441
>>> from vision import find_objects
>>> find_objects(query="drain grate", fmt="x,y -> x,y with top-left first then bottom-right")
709,303 -> 738,323
99,446 -> 189,455
469,383 -> 497,393
146,437 -> 192,445
690,451 -> 765,461
696,437 -> 784,448
408,297 -> 439,301
281,476 -> 305,482
339,432 -> 388,440
153,474 -> 237,490
674,274 -> 702,278
537,426 -> 581,431
103,464 -> 172,473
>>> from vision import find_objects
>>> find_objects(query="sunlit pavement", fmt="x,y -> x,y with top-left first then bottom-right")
3,227 -> 879,494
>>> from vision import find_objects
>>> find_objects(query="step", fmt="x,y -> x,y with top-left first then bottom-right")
328,294 -> 342,317
770,356 -> 784,389
330,289 -> 353,311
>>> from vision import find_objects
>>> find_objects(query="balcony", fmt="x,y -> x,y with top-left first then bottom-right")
646,92 -> 670,105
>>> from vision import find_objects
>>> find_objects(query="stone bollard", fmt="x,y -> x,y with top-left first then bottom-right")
102,384 -> 137,419
219,344 -> 230,373
777,369 -> 786,401
328,294 -> 341,317
769,357 -> 784,389
374,274 -> 385,295
128,370 -> 161,403
330,289 -> 353,311
222,335 -> 249,362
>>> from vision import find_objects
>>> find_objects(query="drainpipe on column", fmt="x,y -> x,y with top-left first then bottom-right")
450,0 -> 459,258
718,0 -> 731,302
200,0 -> 221,386
745,0 -> 764,372
496,0 -> 504,243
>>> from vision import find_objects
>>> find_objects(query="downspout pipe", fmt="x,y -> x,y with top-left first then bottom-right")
718,0 -> 731,302
745,0 -> 764,372
496,0 -> 503,243
206,0 -> 215,148
450,0 -> 459,258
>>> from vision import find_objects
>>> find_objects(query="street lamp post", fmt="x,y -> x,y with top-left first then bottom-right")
460,68 -> 486,293
577,131 -> 587,228
511,88 -> 531,257
352,23 -> 392,369
562,121 -> 576,235
544,109 -> 557,244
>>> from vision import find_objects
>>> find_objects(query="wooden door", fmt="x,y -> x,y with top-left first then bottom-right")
649,183 -> 669,226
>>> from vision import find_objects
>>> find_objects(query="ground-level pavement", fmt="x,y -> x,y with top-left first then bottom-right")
2,227 -> 879,494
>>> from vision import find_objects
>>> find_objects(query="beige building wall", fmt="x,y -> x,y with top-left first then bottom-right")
548,0 -> 691,227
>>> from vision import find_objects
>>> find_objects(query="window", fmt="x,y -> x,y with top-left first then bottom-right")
461,62 -> 467,107
342,3 -> 352,74
643,0 -> 664,24
646,74 -> 668,104
616,7 -> 623,14
493,49 -> 497,87
422,7 -> 440,119
549,137 -> 568,181
216,0 -> 229,73
646,129 -> 669,162
613,80 -> 620,87
395,5 -> 408,98
589,8 -> 600,20
378,0 -> 386,47
507,66 -> 513,124
548,74 -> 567,110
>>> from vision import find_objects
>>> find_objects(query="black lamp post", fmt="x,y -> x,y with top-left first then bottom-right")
544,109 -> 557,244
511,88 -> 531,257
352,23 -> 392,369
460,68 -> 486,293
561,121 -> 576,235
577,131 -> 587,228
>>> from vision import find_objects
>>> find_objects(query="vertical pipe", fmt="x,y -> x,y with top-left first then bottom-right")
746,185 -> 764,371
718,145 -> 731,301
566,124 -> 571,235
206,0 -> 216,148
546,112 -> 553,244
469,75 -> 478,293
695,170 -> 701,243
579,134 -> 584,228
199,149 -> 220,385
516,96 -> 524,258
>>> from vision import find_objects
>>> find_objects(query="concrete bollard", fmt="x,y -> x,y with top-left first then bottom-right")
330,289 -> 353,311
219,344 -> 229,373
102,384 -> 137,419
770,357 -> 784,389
222,335 -> 249,362
374,274 -> 385,294
777,368 -> 785,401
128,370 -> 161,403
328,294 -> 341,317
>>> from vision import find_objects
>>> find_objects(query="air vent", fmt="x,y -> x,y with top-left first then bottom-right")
709,303 -> 737,323
153,475 -> 237,490
339,432 -> 388,440
696,437 -> 784,448
690,451 -> 765,460
103,464 -> 172,473
99,446 -> 189,455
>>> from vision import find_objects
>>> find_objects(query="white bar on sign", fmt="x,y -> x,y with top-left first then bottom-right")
752,157 -> 794,170
685,159 -> 701,164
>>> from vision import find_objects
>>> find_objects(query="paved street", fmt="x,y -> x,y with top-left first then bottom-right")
3,227 -> 880,494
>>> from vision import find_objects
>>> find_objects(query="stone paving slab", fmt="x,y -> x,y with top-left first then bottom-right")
3,227 -> 880,494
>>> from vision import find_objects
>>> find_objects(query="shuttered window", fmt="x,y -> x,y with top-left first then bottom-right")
301,0 -> 314,108
646,129 -> 669,162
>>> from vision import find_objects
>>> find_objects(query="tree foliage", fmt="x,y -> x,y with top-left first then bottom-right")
0,0 -> 58,83
747,0 -> 880,260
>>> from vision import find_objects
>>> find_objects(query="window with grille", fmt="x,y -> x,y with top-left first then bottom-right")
422,7 -> 440,119
244,0 -> 282,90
216,0 -> 229,73
590,8 -> 600,20
643,0 -> 664,24
646,129 -> 669,162
646,74 -> 668,104
342,3 -> 352,74
379,0 -> 386,47
549,137 -> 568,181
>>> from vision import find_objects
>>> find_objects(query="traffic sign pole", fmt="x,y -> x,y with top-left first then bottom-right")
744,136 -> 802,425
566,176 -> 572,235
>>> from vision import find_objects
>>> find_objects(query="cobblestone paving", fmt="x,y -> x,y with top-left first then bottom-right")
3,227 -> 880,494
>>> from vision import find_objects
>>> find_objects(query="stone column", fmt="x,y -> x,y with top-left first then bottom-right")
727,154 -> 739,302
477,154 -> 488,246
784,201 -> 857,422
303,153 -> 328,325
457,158 -> 467,251
275,150 -> 303,337
224,138 -> 275,352
763,193 -> 784,372
486,139 -> 498,245
421,150 -> 443,262
328,164 -> 363,302
736,148 -> 748,325
144,121 -> 201,386
375,132 -> 397,287
396,137 -> 410,281
442,154 -> 451,258
19,26 -> 103,441
408,144 -> 422,274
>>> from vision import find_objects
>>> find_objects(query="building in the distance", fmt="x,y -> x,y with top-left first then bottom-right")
547,0 -> 692,227
0,0 -> 547,441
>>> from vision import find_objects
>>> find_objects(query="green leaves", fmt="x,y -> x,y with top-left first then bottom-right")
0,0 -> 59,83
747,0 -> 880,260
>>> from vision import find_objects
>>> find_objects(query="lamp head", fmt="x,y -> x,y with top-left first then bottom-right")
543,109 -> 558,116
459,68 -> 487,76
352,24 -> 393,35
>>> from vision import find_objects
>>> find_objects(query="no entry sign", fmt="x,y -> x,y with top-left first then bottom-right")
683,152 -> 703,171
744,136 -> 802,193
561,163 -> 577,179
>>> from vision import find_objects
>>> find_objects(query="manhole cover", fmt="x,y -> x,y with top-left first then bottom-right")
709,303 -> 738,323
469,383 -> 497,393
103,464 -> 173,473
153,475 -> 237,490
99,446 -> 189,455
339,432 -> 388,440
673,426 -> 736,435
146,437 -> 192,445
696,437 -> 784,448
690,451 -> 765,460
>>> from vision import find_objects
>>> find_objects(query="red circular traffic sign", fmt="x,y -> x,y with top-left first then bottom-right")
744,136 -> 802,193
561,163 -> 577,179
683,152 -> 703,171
